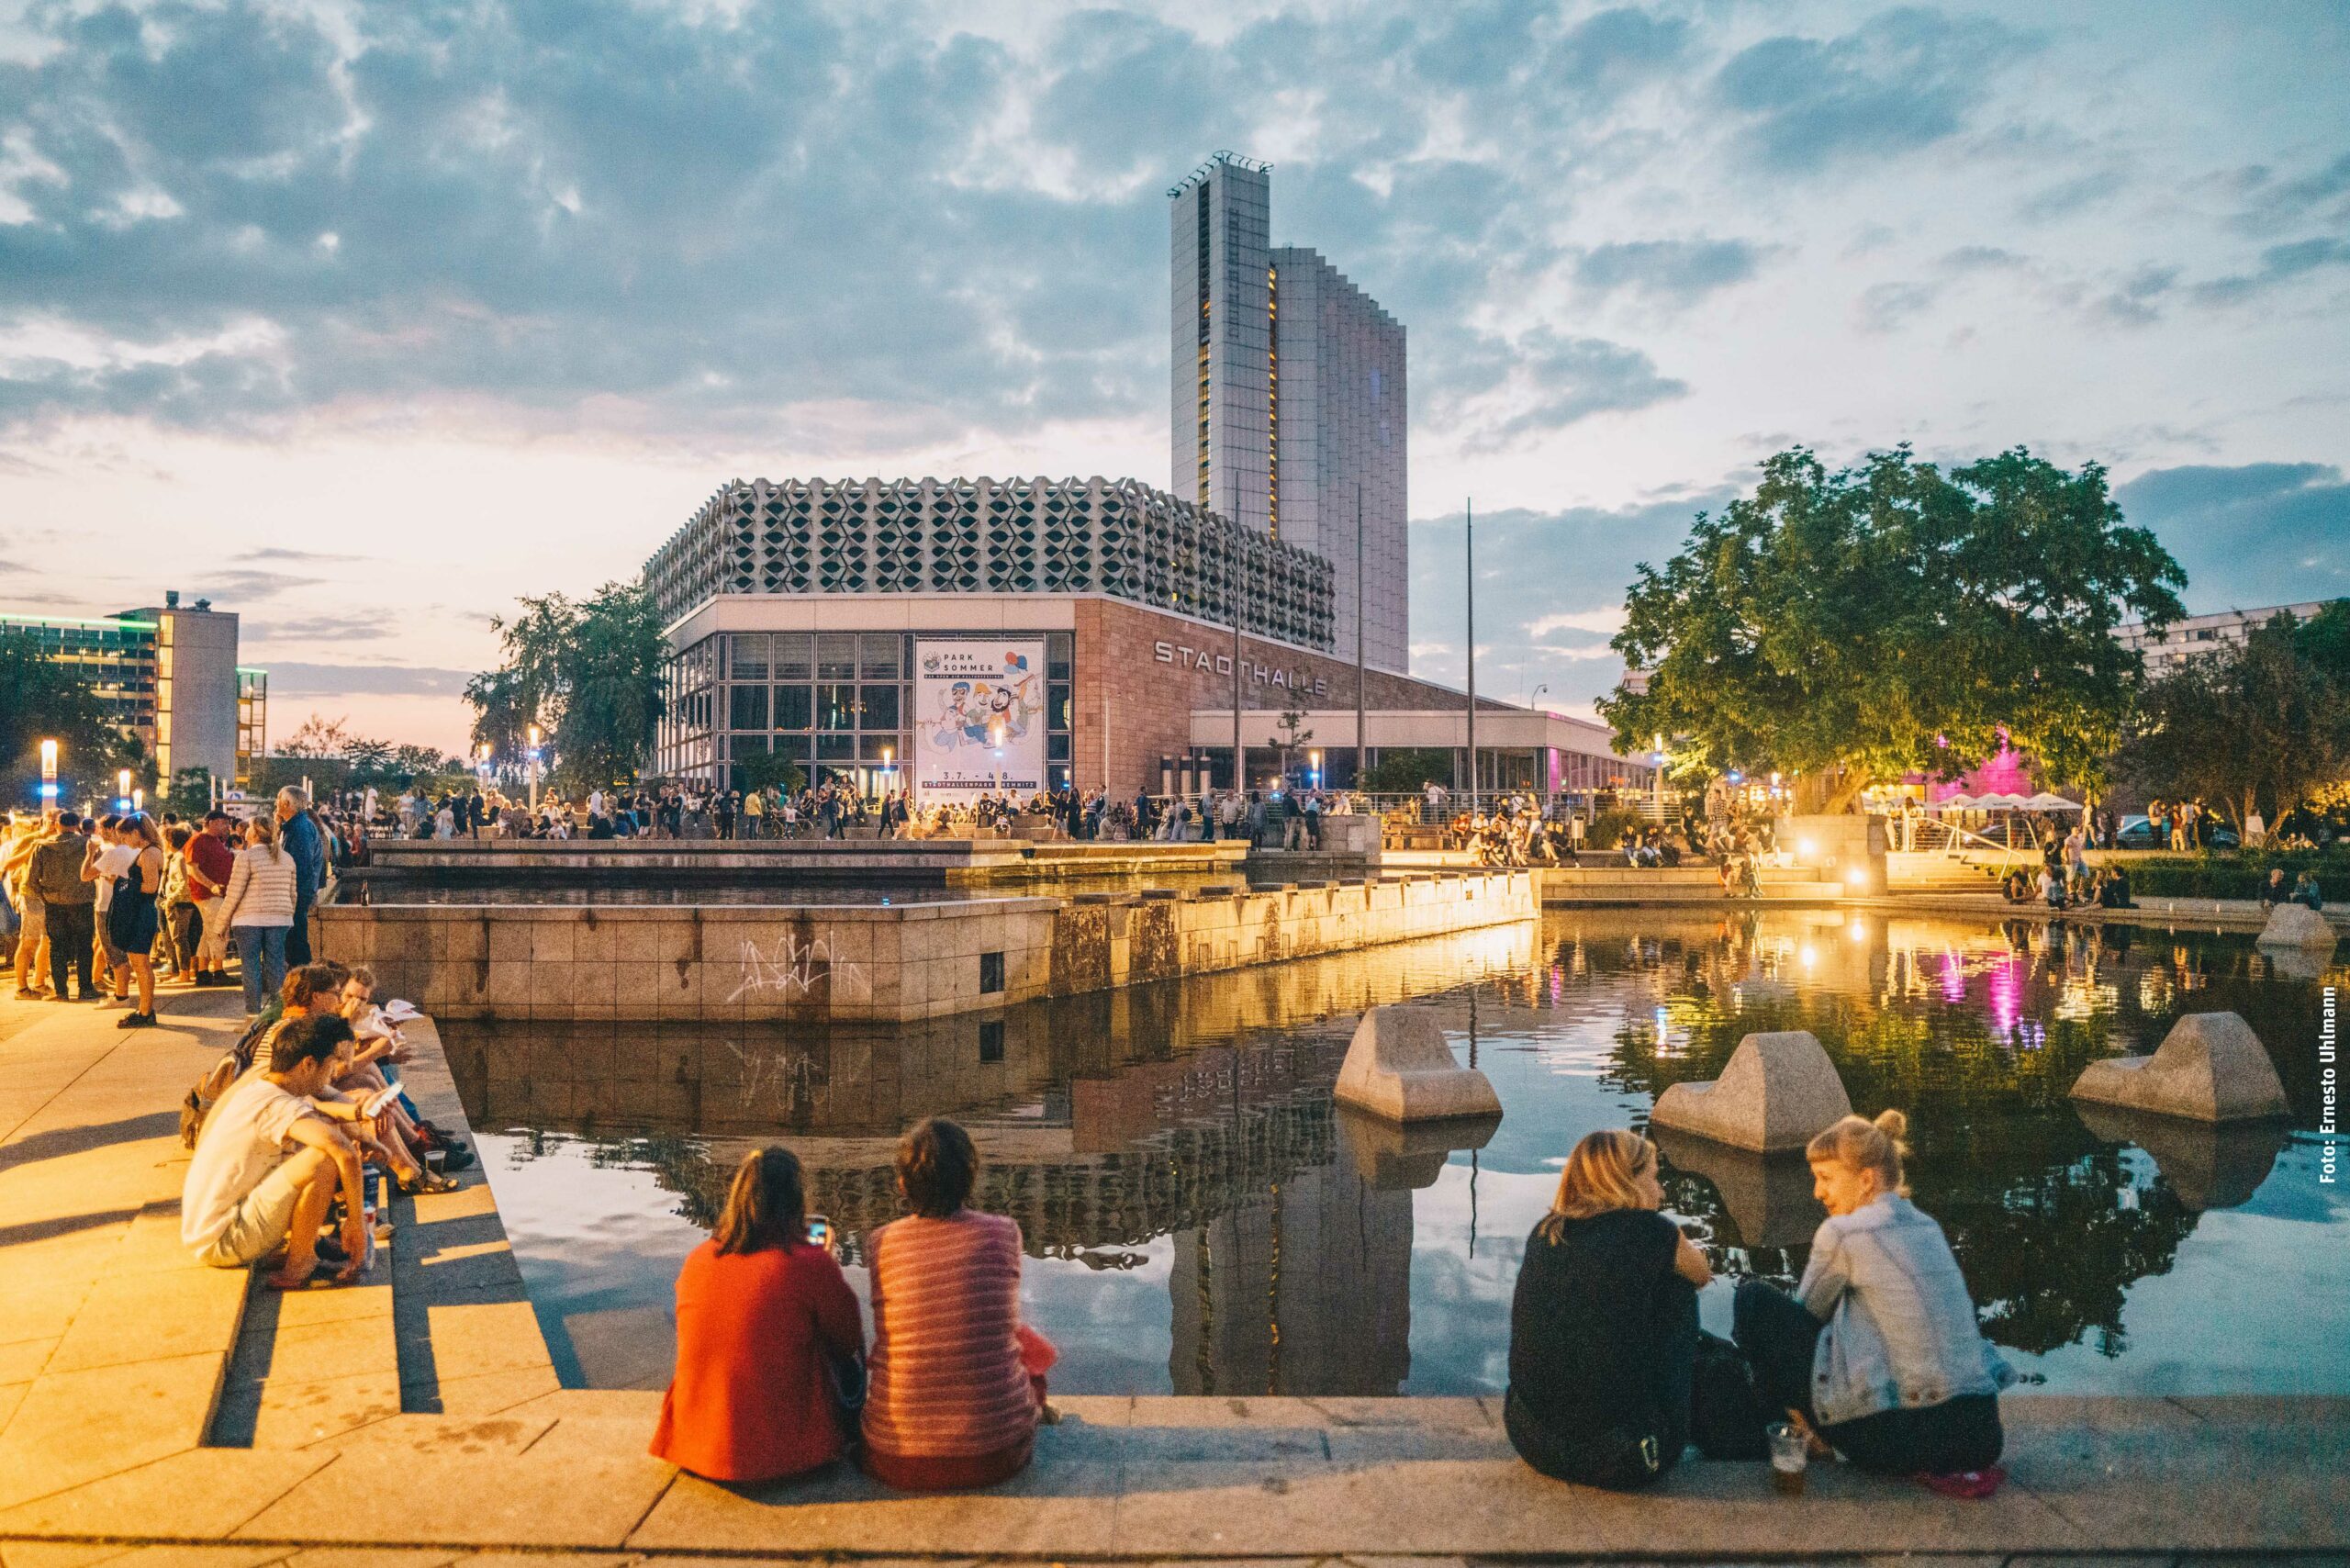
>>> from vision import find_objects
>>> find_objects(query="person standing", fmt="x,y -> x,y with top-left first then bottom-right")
276,790 -> 325,969
30,812 -> 96,1001
106,814 -> 165,1027
219,815 -> 298,1018
185,810 -> 239,987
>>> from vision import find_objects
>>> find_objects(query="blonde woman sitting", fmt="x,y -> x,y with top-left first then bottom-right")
1505,1130 -> 1711,1490
1732,1111 -> 2014,1489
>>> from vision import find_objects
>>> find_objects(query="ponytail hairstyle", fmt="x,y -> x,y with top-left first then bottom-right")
1805,1110 -> 1911,1198
895,1116 -> 979,1218
248,813 -> 283,862
1536,1129 -> 1659,1242
713,1146 -> 808,1255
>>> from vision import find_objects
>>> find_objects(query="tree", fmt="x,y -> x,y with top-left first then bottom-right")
1601,445 -> 2187,810
1360,747 -> 1455,794
471,583 -> 667,793
164,767 -> 216,815
1271,707 -> 1315,786
2115,611 -> 2350,832
733,749 -> 806,796
0,628 -> 141,802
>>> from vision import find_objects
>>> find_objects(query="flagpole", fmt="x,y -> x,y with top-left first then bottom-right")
1464,498 -> 1476,812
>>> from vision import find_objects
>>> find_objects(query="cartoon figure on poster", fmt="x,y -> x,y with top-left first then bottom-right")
924,649 -> 1039,752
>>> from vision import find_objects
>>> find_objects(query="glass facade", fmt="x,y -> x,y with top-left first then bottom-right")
656,630 -> 1078,794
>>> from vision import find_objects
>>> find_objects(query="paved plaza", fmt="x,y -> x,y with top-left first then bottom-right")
0,985 -> 2344,1566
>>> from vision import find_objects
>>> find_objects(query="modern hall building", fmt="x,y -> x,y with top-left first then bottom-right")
1,590 -> 265,789
642,475 -> 1652,802
1171,152 -> 1408,673
2115,599 -> 2335,677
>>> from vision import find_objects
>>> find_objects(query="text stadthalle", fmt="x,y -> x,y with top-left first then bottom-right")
1154,640 -> 1330,697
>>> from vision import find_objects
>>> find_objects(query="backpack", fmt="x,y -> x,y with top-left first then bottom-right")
179,1053 -> 244,1148
179,1014 -> 280,1148
1689,1329 -> 1773,1461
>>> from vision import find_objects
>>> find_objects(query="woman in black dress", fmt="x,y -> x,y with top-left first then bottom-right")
1505,1129 -> 1712,1489
107,813 -> 165,1028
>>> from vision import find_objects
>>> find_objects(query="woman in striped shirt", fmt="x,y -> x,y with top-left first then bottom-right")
861,1118 -> 1057,1491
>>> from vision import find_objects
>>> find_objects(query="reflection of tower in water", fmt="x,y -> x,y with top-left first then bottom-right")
1169,1159 -> 1416,1396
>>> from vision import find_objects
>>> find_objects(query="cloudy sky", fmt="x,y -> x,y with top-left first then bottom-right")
3,0 -> 2346,753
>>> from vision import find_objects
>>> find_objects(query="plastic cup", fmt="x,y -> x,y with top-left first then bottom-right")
1767,1421 -> 1808,1495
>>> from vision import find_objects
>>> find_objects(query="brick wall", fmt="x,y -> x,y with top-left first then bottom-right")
1072,598 -> 1505,797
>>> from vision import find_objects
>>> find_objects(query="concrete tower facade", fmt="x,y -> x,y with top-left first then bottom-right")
1171,153 -> 1408,671
1169,152 -> 1272,535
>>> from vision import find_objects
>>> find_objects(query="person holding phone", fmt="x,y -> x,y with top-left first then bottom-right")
651,1146 -> 866,1485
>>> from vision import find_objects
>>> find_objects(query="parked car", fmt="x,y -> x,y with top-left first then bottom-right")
2114,814 -> 2238,850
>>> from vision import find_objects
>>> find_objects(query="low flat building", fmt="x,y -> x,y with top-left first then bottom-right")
643,476 -> 1653,800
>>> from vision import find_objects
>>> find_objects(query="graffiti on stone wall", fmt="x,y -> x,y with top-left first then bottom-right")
728,932 -> 861,1004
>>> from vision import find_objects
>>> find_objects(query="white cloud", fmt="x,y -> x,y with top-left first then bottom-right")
1526,607 -> 1625,639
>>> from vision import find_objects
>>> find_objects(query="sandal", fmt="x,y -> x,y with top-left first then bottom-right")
397,1170 -> 462,1196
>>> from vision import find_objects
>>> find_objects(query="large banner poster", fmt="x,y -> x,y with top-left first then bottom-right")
912,639 -> 1046,801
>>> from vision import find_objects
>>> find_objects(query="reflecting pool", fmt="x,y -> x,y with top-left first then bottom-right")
439,909 -> 2347,1397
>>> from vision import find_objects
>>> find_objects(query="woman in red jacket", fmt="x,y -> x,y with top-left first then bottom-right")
651,1146 -> 865,1484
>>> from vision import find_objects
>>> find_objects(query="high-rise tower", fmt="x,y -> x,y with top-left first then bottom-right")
1169,152 -> 1272,535
1170,152 -> 1408,671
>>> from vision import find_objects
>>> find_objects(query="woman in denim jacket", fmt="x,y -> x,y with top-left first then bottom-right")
1732,1110 -> 2015,1481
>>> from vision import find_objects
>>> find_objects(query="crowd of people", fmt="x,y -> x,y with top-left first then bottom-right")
643,1109 -> 2010,1499
4,786 -> 335,1023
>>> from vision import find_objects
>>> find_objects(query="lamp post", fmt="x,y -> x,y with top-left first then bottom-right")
881,745 -> 895,805
1309,748 -> 1322,790
132,788 -> 143,813
117,767 -> 132,812
527,724 -> 542,810
1651,734 -> 1665,820
38,739 -> 58,803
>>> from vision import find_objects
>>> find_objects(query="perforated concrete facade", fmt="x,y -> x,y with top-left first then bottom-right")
645,475 -> 1334,650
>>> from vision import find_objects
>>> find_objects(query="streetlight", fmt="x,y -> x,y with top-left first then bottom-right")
880,745 -> 895,802
132,788 -> 144,813
1528,683 -> 1549,710
117,767 -> 132,812
527,724 -> 543,810
1309,748 -> 1322,789
38,739 -> 58,801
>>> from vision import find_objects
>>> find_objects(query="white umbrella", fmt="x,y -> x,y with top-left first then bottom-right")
1975,792 -> 2030,810
1934,793 -> 1977,811
2023,792 -> 2081,812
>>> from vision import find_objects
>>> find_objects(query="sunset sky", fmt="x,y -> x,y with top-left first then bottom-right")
4,0 -> 2346,755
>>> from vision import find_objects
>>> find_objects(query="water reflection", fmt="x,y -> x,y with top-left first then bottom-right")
442,910 -> 2347,1397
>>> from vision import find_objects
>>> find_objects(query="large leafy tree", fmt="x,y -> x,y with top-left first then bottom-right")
0,628 -> 142,801
471,583 -> 667,793
2115,610 -> 2350,831
1601,446 -> 2186,809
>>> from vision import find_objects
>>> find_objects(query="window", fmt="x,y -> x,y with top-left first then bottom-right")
1047,633 -> 1073,682
817,633 -> 857,681
860,633 -> 901,679
1048,733 -> 1070,761
979,1020 -> 1005,1062
774,634 -> 813,681
728,685 -> 768,731
816,684 -> 857,730
860,733 -> 900,761
730,635 -> 768,681
1047,682 -> 1070,730
860,685 -> 900,730
775,686 -> 813,730
816,734 -> 856,760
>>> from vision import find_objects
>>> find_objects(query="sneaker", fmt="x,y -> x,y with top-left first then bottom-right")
118,1011 -> 157,1029
46,991 -> 74,1002
96,994 -> 127,1009
13,988 -> 39,1001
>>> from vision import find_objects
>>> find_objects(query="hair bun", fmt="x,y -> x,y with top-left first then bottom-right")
1873,1108 -> 1910,1142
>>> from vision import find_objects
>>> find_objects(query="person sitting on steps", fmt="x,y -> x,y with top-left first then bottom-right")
1504,1130 -> 1713,1490
1731,1111 -> 2015,1491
